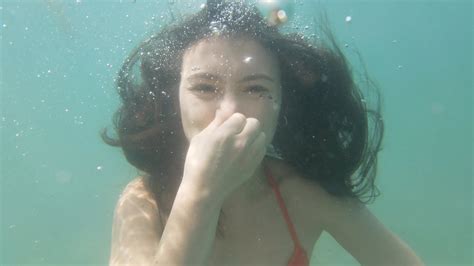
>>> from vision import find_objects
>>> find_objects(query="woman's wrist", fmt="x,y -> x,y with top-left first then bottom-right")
177,176 -> 225,212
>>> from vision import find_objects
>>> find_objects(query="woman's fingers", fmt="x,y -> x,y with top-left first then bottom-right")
217,113 -> 247,136
204,112 -> 264,150
235,118 -> 262,148
247,131 -> 267,164
204,110 -> 246,136
204,109 -> 226,131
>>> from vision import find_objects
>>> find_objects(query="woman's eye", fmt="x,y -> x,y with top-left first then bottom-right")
193,84 -> 217,94
246,85 -> 268,94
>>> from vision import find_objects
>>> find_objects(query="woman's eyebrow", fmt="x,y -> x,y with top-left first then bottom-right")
238,74 -> 275,83
187,73 -> 275,83
187,73 -> 222,82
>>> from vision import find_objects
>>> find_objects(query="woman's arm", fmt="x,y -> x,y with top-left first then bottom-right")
109,176 -> 224,266
109,177 -> 163,266
153,177 -> 223,266
321,195 -> 424,266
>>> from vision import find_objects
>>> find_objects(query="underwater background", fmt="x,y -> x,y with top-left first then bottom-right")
0,0 -> 472,265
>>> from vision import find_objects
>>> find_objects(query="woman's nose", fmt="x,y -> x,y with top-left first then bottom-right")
217,92 -> 241,117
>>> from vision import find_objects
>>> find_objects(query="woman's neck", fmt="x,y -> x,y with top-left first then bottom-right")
222,158 -> 274,210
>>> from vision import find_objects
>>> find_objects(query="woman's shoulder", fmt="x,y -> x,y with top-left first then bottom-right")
120,175 -> 148,198
266,157 -> 334,215
115,175 -> 159,216
266,157 -> 325,194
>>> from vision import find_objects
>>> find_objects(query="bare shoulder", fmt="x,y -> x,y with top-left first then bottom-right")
109,175 -> 163,266
269,158 -> 331,222
266,157 -> 331,210
278,166 -> 364,227
266,157 -> 362,226
115,175 -> 159,217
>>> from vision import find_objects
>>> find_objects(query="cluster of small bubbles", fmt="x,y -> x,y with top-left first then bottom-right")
73,115 -> 84,125
210,20 -> 227,35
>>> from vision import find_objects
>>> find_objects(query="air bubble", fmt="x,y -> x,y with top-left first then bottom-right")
256,0 -> 294,26
321,74 -> 328,82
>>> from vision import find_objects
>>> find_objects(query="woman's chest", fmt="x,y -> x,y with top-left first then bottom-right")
208,193 -> 323,265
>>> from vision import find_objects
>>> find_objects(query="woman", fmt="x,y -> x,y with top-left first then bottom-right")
103,1 -> 424,265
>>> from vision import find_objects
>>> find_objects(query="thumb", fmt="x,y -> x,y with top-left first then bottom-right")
206,109 -> 226,130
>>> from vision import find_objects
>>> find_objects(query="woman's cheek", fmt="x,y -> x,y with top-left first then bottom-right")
189,101 -> 216,134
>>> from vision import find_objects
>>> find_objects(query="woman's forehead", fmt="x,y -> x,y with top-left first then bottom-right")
181,37 -> 280,78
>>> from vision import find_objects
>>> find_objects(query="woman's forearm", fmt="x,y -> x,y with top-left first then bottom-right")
153,178 -> 223,266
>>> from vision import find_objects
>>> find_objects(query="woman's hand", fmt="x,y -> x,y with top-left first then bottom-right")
181,109 -> 267,203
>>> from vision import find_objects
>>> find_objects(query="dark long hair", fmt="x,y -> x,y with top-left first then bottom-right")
102,0 -> 383,237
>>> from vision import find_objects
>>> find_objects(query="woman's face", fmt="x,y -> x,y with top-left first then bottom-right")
179,37 -> 282,146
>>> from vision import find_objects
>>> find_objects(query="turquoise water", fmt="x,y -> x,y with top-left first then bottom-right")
0,0 -> 472,265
